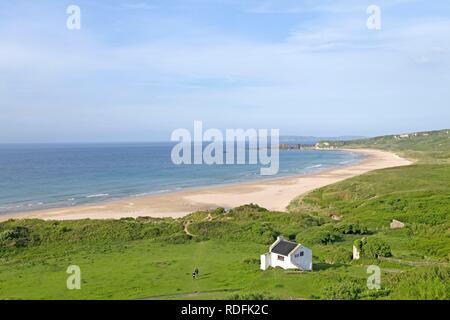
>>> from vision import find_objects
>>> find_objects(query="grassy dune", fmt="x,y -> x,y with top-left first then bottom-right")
1,130 -> 449,300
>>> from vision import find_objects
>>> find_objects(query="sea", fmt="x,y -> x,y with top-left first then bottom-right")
0,143 -> 364,215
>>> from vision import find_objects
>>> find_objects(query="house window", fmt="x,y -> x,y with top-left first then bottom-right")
277,255 -> 285,261
300,251 -> 304,257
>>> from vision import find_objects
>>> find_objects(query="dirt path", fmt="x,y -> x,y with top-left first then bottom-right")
183,214 -> 214,237
183,221 -> 195,237
379,257 -> 449,267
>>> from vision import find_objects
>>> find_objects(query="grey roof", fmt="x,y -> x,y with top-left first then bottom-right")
271,240 -> 298,256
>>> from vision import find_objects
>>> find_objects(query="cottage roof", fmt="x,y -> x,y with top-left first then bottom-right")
271,240 -> 298,256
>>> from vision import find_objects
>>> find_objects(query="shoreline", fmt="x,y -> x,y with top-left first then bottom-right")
0,149 -> 412,221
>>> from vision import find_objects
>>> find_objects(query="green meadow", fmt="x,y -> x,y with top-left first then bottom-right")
1,129 -> 449,300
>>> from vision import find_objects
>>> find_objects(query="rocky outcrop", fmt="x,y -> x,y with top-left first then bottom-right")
390,219 -> 405,229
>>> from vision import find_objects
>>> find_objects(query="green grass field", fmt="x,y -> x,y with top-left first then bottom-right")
1,129 -> 449,300
0,237 -> 375,300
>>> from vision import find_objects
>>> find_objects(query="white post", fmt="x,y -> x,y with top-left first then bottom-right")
353,245 -> 361,260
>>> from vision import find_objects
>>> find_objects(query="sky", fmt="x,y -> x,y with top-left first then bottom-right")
0,0 -> 449,142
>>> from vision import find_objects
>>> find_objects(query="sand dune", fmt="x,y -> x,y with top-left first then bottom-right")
0,149 -> 412,221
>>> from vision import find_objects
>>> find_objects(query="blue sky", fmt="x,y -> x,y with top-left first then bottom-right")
0,0 -> 449,142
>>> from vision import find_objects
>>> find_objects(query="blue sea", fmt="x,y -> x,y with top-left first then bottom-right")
0,143 -> 363,215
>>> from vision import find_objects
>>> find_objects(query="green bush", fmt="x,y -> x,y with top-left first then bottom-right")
212,207 -> 226,215
242,258 -> 260,265
231,204 -> 268,213
297,226 -> 340,245
0,227 -> 30,248
321,247 -> 353,264
335,223 -> 368,235
354,237 -> 392,258
160,233 -> 192,244
0,229 -> 16,242
188,220 -> 276,244
322,280 -> 365,300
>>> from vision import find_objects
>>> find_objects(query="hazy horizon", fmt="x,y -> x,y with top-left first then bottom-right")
1,0 -> 450,143
1,129 -> 449,144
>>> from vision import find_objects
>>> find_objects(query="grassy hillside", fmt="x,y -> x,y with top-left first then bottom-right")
0,207 -> 372,300
1,129 -> 449,300
317,129 -> 450,164
291,129 -> 450,299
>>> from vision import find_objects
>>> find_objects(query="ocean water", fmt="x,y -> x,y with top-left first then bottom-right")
0,143 -> 363,215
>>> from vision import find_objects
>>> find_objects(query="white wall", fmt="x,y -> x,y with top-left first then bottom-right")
269,252 -> 297,269
290,245 -> 313,271
260,253 -> 271,270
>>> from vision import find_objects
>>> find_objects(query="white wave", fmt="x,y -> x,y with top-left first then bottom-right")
86,193 -> 109,198
133,189 -> 172,197
155,189 -> 171,194
306,164 -> 323,169
132,192 -> 152,197
27,202 -> 44,207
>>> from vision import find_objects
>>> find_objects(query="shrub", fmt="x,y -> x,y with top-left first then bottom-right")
212,207 -> 226,215
0,229 -> 16,242
321,247 -> 353,264
160,233 -> 192,244
322,280 -> 365,300
0,227 -> 30,248
242,258 -> 260,265
232,204 -> 268,213
335,223 -> 368,235
354,237 -> 392,258
189,220 -> 276,244
297,226 -> 340,245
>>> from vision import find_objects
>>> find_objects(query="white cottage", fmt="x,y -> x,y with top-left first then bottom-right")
260,236 -> 312,271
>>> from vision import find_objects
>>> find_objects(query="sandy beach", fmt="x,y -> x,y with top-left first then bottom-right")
0,149 -> 412,221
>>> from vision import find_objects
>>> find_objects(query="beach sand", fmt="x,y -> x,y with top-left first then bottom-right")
0,149 -> 412,221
